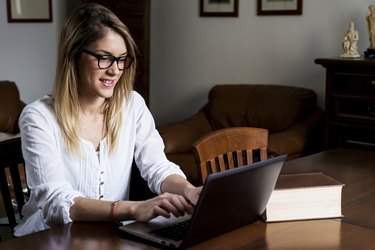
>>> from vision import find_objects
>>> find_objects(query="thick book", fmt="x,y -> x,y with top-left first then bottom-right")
263,172 -> 344,222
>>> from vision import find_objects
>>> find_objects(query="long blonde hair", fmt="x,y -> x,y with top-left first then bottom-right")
52,3 -> 137,154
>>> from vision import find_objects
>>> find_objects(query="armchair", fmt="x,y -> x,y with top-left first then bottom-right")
157,84 -> 324,186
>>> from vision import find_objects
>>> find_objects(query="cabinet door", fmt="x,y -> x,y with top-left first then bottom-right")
81,0 -> 150,105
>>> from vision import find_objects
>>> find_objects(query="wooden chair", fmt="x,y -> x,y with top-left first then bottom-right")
0,137 -> 27,240
193,127 -> 268,184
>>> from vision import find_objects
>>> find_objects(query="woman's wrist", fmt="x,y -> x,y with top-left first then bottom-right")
112,200 -> 138,221
183,183 -> 196,202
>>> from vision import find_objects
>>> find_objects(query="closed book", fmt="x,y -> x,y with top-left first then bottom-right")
263,172 -> 344,222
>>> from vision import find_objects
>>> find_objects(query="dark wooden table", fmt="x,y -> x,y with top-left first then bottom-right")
1,148 -> 375,249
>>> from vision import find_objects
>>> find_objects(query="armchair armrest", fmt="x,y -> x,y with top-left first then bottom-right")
157,112 -> 212,154
268,107 -> 324,159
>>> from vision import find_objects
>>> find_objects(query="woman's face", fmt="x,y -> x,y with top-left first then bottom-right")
77,28 -> 127,102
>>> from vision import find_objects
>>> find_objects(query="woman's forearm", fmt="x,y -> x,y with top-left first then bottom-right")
70,197 -> 137,222
70,175 -> 200,223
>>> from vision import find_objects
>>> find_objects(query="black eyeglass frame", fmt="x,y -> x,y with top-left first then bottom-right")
81,49 -> 134,70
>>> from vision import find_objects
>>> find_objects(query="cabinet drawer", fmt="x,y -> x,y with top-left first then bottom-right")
332,95 -> 375,123
332,72 -> 375,94
330,122 -> 375,149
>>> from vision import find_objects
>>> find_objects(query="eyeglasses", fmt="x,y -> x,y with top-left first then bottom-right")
81,49 -> 134,70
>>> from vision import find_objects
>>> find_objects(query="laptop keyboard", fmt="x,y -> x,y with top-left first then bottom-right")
151,219 -> 190,241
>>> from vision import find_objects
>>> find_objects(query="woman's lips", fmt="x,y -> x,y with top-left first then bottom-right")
101,79 -> 115,88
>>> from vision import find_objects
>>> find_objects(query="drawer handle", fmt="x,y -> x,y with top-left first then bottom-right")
369,105 -> 375,116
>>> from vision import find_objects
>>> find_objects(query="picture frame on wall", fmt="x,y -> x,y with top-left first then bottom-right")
257,0 -> 302,16
200,0 -> 239,17
7,0 -> 52,22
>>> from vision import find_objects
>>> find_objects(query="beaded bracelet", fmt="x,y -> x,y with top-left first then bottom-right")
111,200 -> 120,221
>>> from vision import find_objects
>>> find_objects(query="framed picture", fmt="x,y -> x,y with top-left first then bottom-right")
200,0 -> 239,17
257,0 -> 302,16
7,0 -> 52,22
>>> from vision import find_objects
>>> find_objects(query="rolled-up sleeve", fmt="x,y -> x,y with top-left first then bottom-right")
131,93 -> 186,194
14,100 -> 84,236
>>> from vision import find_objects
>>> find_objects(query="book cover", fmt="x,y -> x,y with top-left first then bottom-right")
263,172 -> 344,222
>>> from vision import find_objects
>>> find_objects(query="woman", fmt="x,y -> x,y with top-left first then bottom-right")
14,3 -> 200,236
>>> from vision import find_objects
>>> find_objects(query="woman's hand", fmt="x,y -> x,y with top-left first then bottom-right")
120,174 -> 203,222
129,193 -> 194,222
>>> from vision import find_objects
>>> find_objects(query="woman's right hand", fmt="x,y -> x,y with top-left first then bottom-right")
127,192 -> 194,222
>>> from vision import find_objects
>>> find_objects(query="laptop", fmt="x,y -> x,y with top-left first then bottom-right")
119,154 -> 287,248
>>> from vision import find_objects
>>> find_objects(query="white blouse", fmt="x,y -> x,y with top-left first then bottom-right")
14,92 -> 185,236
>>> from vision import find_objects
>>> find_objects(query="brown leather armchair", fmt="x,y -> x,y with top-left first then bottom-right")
0,81 -> 26,135
157,84 -> 324,186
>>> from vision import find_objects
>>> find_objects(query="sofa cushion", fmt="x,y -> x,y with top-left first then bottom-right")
0,81 -> 26,134
204,84 -> 317,133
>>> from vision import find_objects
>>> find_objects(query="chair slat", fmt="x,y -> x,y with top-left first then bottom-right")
260,148 -> 268,161
0,167 -> 18,230
209,159 -> 216,173
218,155 -> 226,172
9,164 -> 25,215
200,162 -> 208,182
246,150 -> 254,164
0,137 -> 27,240
227,153 -> 235,169
236,150 -> 244,166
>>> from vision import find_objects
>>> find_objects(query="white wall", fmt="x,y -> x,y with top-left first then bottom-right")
0,0 -> 80,103
1,1 -> 374,126
150,0 -> 375,125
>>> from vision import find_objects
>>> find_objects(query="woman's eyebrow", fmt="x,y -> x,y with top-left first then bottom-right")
96,49 -> 128,56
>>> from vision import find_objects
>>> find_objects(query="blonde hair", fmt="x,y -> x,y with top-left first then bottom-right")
52,3 -> 137,154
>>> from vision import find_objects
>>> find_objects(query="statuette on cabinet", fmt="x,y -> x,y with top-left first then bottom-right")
340,21 -> 360,58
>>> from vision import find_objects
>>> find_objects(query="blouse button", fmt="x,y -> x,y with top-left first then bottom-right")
99,195 -> 104,199
100,181 -> 104,185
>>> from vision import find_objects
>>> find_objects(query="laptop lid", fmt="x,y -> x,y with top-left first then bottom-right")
119,154 -> 286,248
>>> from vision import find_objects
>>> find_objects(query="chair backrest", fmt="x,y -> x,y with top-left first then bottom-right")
0,137 -> 27,240
193,127 -> 268,184
0,81 -> 26,134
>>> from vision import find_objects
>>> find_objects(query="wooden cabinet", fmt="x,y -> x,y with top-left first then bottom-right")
315,58 -> 375,150
82,0 -> 150,105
